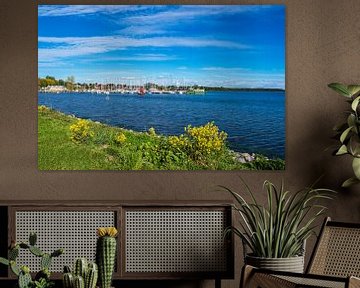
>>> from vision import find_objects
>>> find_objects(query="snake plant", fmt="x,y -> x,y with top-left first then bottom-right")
222,179 -> 334,258
328,83 -> 360,187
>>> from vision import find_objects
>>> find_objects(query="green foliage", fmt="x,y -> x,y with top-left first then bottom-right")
34,268 -> 50,282
29,246 -> 44,257
169,122 -> 227,162
38,77 -> 57,88
222,179 -> 335,258
40,254 -> 52,270
62,259 -> 98,288
10,260 -> 21,276
148,127 -> 156,136
38,76 -> 76,91
140,138 -> 189,170
38,106 -> 50,113
32,278 -> 54,288
66,76 -> 75,91
114,132 -> 127,145
39,106 -> 285,170
242,155 -> 285,170
69,119 -> 94,144
328,83 -> 360,187
50,249 -> 63,257
0,232 -> 63,288
9,247 -> 19,260
0,257 -> 9,266
19,270 -> 32,288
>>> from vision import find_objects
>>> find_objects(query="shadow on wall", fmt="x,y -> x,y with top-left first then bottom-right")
300,106 -> 360,222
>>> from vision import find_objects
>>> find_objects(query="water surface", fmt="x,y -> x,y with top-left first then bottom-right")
38,91 -> 285,159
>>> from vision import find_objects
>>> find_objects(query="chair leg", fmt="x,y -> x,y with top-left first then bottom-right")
240,265 -> 296,288
240,265 -> 255,288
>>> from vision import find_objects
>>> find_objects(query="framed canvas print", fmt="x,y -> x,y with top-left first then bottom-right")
38,4 -> 285,171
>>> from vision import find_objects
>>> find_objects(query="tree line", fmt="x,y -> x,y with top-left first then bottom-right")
38,76 -> 76,90
38,76 -> 284,92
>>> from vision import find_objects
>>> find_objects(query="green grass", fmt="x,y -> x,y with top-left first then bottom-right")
38,107 -> 285,170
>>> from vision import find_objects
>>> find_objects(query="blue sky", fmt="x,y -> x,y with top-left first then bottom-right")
38,5 -> 285,88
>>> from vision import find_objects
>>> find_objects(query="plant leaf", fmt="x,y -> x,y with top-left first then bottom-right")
347,85 -> 360,97
336,145 -> 348,155
340,127 -> 353,143
352,157 -> 360,179
223,181 -> 335,258
0,257 -> 9,266
342,177 -> 360,188
328,83 -> 351,97
349,135 -> 360,156
347,114 -> 356,128
351,96 -> 360,111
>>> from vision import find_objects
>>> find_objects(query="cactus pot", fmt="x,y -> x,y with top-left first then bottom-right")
245,254 -> 304,273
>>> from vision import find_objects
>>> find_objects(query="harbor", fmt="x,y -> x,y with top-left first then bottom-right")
38,77 -> 206,95
39,85 -> 205,95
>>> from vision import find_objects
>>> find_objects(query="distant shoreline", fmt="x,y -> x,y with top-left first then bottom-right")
204,87 -> 285,92
38,88 -> 285,93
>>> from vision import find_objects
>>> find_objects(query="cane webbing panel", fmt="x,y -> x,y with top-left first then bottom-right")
15,211 -> 115,272
277,275 -> 345,288
309,226 -> 360,277
125,210 -> 227,273
249,273 -> 297,288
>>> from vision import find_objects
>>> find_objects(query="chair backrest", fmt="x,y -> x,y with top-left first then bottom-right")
307,217 -> 360,277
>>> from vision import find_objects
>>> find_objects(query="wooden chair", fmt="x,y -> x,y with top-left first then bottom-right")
241,217 -> 360,288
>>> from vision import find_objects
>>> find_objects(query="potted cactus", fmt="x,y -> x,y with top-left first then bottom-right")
63,258 -> 98,288
96,227 -> 118,288
0,232 -> 63,288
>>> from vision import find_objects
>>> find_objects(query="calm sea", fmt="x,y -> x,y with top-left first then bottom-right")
38,91 -> 285,159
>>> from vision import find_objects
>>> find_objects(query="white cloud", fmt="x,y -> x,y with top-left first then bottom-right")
92,54 -> 178,62
38,5 -> 149,17
38,35 -> 249,62
111,6 -> 273,37
124,5 -> 269,25
116,25 -> 167,36
201,67 -> 248,71
38,36 -> 247,49
38,4 -> 274,18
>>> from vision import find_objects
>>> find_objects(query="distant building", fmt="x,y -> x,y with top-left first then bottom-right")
44,85 -> 68,93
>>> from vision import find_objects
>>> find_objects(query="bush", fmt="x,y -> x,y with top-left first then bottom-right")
148,127 -> 156,137
140,138 -> 189,169
168,135 -> 189,151
243,155 -> 285,170
69,119 -> 94,143
115,132 -> 127,145
169,122 -> 227,162
38,105 -> 50,112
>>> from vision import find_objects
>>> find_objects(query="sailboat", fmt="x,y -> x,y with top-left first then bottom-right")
137,86 -> 146,96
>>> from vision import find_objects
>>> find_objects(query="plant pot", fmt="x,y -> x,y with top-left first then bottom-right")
245,254 -> 304,273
